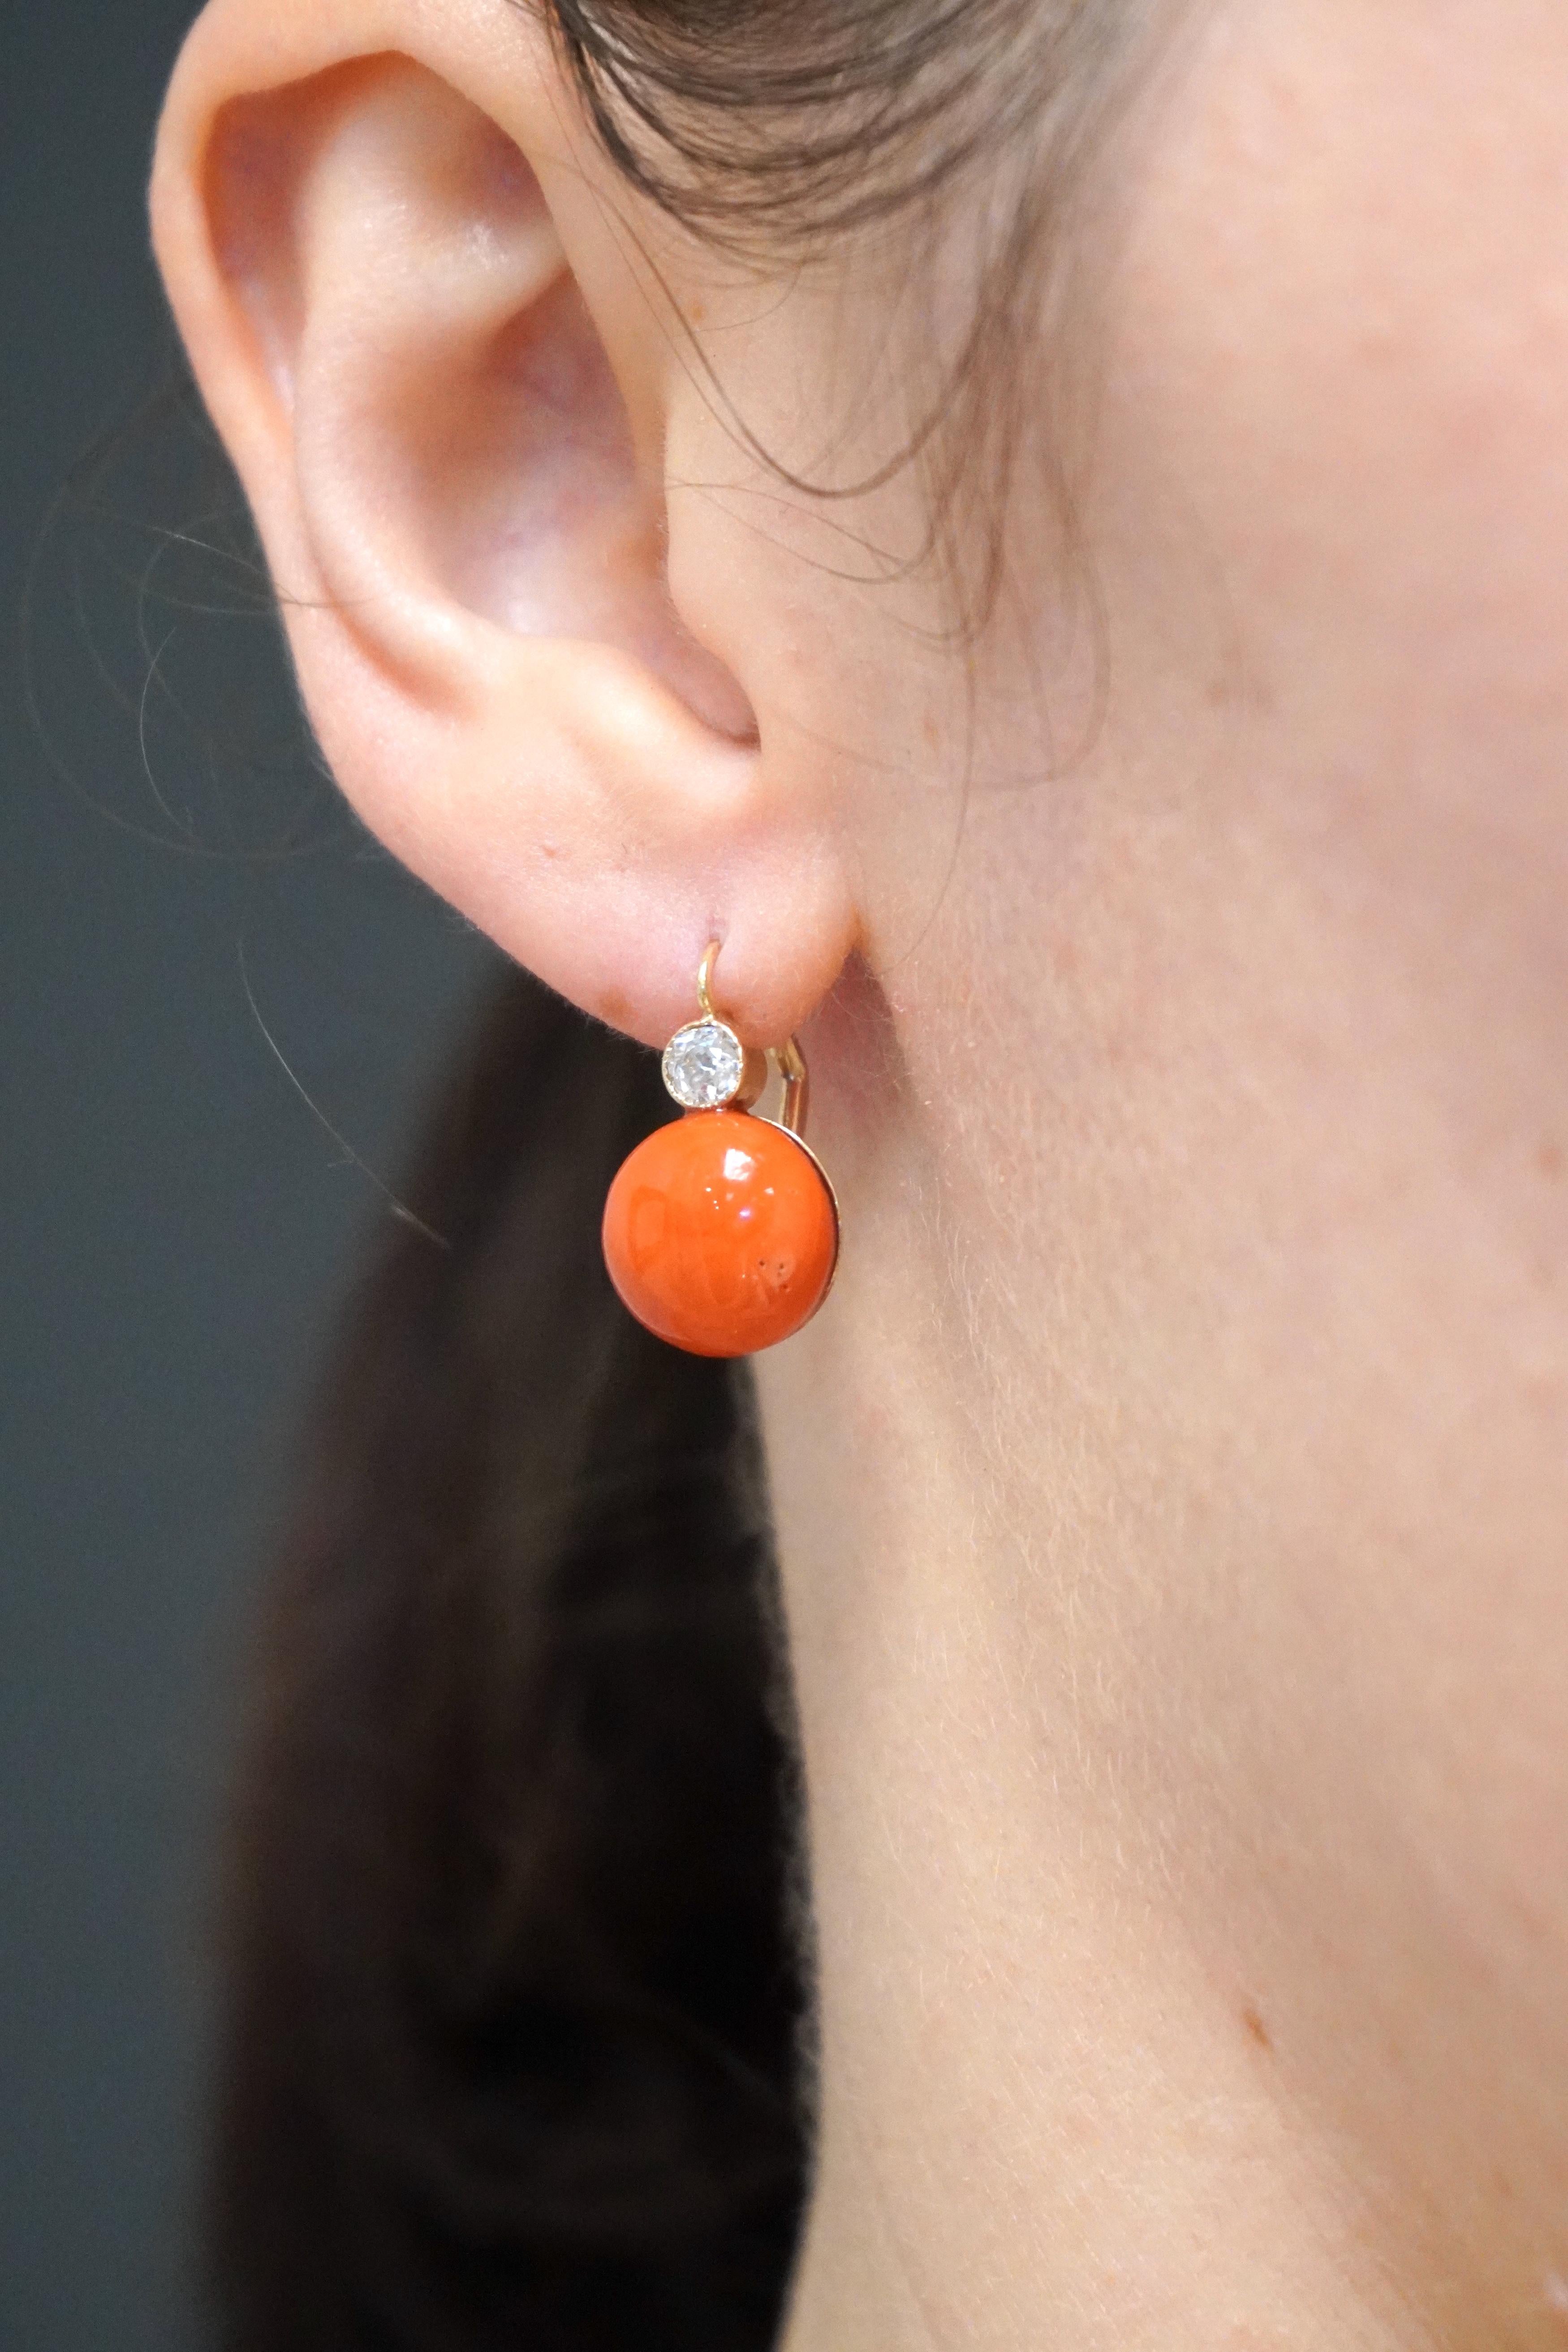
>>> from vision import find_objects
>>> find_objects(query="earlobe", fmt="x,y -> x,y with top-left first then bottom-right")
151,5 -> 857,1048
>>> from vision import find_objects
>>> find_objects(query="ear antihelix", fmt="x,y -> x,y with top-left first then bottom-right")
602,939 -> 840,1358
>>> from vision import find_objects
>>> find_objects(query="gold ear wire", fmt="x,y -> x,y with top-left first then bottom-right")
605,935 -> 839,1354
697,939 -> 721,1021
775,1036 -> 809,1138
694,939 -> 809,1135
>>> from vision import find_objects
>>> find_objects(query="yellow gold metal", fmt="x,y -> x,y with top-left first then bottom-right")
677,934 -> 839,1312
697,939 -> 721,1021
691,942 -> 823,1246
779,1121 -> 840,1301
735,1048 -> 770,1110
775,1036 -> 810,1138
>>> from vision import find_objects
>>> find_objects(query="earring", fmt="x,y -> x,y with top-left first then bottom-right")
602,941 -> 840,1358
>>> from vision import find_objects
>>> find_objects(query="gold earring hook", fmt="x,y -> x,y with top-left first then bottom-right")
693,936 -> 810,1138
775,1035 -> 810,1139
697,939 -> 721,1021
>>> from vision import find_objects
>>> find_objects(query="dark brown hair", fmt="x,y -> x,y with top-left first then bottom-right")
537,0 -> 1151,624
209,5 -> 1138,2347
543,0 -> 1135,241
213,976 -> 806,2349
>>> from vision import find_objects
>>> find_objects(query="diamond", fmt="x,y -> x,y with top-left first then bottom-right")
663,1017 -> 745,1110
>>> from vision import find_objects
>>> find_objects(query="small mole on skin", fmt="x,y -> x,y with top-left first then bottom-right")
1241,2004 -> 1274,2055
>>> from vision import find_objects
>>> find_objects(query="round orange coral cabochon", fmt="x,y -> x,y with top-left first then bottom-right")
602,1109 -> 839,1357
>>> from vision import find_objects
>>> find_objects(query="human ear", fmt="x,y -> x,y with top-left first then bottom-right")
150,0 -> 857,1047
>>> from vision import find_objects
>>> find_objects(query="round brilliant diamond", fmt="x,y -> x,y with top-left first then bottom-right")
662,1017 -> 745,1110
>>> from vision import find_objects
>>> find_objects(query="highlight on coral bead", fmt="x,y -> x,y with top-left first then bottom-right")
602,1108 -> 839,1358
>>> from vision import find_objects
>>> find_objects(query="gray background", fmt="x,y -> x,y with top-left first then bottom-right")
1,8 -> 499,2344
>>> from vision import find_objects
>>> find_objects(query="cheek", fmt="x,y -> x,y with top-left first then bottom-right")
1091,0 -> 1568,1182
1107,2 -> 1568,682
931,0 -> 1568,2177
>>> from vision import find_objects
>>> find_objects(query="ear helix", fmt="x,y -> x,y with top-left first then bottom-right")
601,941 -> 840,1357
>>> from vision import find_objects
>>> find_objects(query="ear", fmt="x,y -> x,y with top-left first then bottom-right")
150,0 -> 857,1047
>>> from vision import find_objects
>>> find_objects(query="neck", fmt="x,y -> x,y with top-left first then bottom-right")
755,1019 -> 1416,2352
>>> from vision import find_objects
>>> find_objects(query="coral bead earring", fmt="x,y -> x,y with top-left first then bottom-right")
602,944 -> 840,1358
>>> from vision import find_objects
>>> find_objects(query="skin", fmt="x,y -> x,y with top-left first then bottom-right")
152,0 -> 1568,2343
